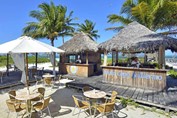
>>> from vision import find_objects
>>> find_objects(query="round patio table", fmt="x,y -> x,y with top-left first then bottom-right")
83,89 -> 106,99
42,74 -> 55,78
16,92 -> 40,101
15,92 -> 40,117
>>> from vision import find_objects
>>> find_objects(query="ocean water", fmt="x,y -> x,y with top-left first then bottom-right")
55,55 -> 174,61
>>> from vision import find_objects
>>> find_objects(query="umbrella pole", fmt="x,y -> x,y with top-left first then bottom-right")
7,54 -> 9,76
25,53 -> 30,93
53,52 -> 56,78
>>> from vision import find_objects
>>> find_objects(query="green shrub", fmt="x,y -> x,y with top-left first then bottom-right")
28,56 -> 50,63
168,69 -> 177,79
120,97 -> 128,107
0,55 -> 50,67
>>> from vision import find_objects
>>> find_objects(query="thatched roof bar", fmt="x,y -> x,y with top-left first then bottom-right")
59,32 -> 98,54
98,21 -> 177,53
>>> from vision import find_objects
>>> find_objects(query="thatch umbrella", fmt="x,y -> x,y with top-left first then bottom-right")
98,21 -> 177,53
59,32 -> 98,54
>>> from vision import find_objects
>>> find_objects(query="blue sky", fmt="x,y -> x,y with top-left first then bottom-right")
0,0 -> 124,45
0,0 -> 174,55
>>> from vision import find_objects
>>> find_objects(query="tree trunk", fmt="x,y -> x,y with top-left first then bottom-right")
51,39 -> 54,46
62,36 -> 65,44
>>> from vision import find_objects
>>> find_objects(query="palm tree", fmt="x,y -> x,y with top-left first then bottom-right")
23,2 -> 76,46
106,0 -> 177,35
78,19 -> 100,40
58,7 -> 78,44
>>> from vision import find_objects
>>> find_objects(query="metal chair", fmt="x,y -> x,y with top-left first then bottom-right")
102,91 -> 118,103
30,68 -> 38,78
93,101 -> 115,118
34,75 -> 43,88
72,95 -> 92,118
6,99 -> 26,118
43,77 -> 54,88
31,87 -> 45,101
56,75 -> 62,83
8,90 -> 22,104
37,67 -> 44,75
82,86 -> 94,92
8,90 -> 16,100
32,96 -> 52,118
109,91 -> 118,103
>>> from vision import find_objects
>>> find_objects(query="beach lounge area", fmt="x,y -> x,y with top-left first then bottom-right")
0,0 -> 177,117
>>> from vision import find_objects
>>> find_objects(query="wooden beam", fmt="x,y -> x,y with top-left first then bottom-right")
158,46 -> 165,69
144,52 -> 147,64
35,53 -> 38,69
103,51 -> 108,66
116,51 -> 118,64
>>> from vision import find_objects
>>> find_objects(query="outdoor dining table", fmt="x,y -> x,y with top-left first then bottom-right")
15,91 -> 40,117
83,89 -> 106,99
83,89 -> 107,117
42,74 -> 55,78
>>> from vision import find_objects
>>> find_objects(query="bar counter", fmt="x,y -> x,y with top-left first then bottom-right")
59,63 -> 94,77
102,66 -> 166,90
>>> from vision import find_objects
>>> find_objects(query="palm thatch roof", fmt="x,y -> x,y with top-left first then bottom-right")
59,32 -> 98,54
98,21 -> 177,53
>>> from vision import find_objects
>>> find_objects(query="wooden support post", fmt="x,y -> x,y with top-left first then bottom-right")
144,52 -> 147,64
116,51 -> 118,64
53,52 -> 56,76
86,52 -> 88,64
35,53 -> 38,69
158,46 -> 165,69
103,51 -> 108,66
60,54 -> 66,63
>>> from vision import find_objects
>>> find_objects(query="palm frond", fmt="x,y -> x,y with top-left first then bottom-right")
131,1 -> 152,28
77,19 -> 100,40
107,14 -> 132,25
23,1 -> 77,45
121,0 -> 136,15
105,26 -> 124,32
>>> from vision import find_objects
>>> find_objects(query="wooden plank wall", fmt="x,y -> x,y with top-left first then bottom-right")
102,66 -> 166,90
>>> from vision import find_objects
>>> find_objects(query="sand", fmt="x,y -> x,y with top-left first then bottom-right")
0,83 -> 176,118
0,62 -> 176,117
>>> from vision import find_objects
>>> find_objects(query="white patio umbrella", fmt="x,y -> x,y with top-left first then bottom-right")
0,36 -> 64,92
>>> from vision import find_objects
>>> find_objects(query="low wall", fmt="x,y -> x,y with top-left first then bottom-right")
102,66 -> 166,90
59,63 -> 94,77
